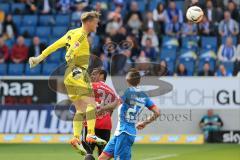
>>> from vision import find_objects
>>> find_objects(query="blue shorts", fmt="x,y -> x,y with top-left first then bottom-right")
103,132 -> 135,160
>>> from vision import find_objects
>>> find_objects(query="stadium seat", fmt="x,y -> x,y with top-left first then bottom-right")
11,3 -> 25,14
179,48 -> 197,59
46,50 -> 62,62
42,63 -> 59,75
55,15 -> 70,26
36,26 -> 51,38
24,38 -> 32,47
12,15 -> 22,27
221,61 -> 234,73
179,57 -> 195,76
22,15 -> 38,26
0,3 -> 10,13
201,36 -> 217,50
25,63 -> 41,75
19,26 -> 35,37
0,63 -> 7,75
198,57 -> 216,72
199,49 -> 217,59
137,0 -> 146,12
48,38 -> 59,45
8,63 -> 24,75
39,15 -> 55,26
149,0 -> 165,11
40,37 -> 49,44
160,46 -> 177,61
52,26 -> 68,38
162,36 -> 179,47
5,39 -> 14,48
181,36 -> 198,50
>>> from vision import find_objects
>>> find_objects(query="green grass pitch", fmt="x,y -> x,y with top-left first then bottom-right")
0,144 -> 239,160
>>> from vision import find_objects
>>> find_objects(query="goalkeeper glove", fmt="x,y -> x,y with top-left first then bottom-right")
29,56 -> 43,68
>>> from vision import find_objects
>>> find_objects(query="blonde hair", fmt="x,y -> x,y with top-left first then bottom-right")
81,11 -> 100,23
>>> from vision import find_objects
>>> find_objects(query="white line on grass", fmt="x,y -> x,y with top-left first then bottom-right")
145,154 -> 178,160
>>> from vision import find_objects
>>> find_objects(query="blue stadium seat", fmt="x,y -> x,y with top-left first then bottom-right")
52,26 -> 68,38
0,3 -> 10,13
12,15 -> 22,27
48,38 -> 59,45
179,48 -> 197,59
39,15 -> 55,26
137,0 -> 146,12
198,57 -> 216,72
42,63 -> 59,75
221,36 -> 237,45
181,36 -> 198,50
22,15 -> 38,26
162,36 -> 179,47
11,3 -> 25,13
221,61 -> 234,73
201,36 -> 217,50
149,0 -> 165,11
46,50 -> 62,62
160,46 -> 177,61
199,49 -> 217,59
55,15 -> 70,26
0,63 -> 7,75
25,63 -> 41,75
36,26 -> 51,38
8,63 -> 24,75
175,1 -> 184,11
5,39 -> 14,48
40,37 -> 49,44
179,57 -> 195,76
19,26 -> 35,37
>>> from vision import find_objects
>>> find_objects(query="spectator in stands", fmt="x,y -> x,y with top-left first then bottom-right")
233,39 -> 240,76
153,3 -> 166,34
227,1 -> 239,21
95,2 -> 108,36
204,0 -> 220,24
106,14 -> 122,35
2,14 -> 17,40
141,28 -> 159,51
218,11 -> 239,37
142,38 -> 157,62
126,13 -> 142,37
0,36 -> 9,63
198,15 -> 215,36
165,15 -> 181,38
124,1 -> 142,24
71,2 -> 86,27
108,5 -> 122,21
216,64 -> 232,76
136,50 -> 150,74
217,36 -> 237,62
126,35 -> 141,60
143,11 -> 155,31
166,1 -> 183,23
0,9 -> 4,35
199,109 -> 223,141
37,0 -> 56,14
223,0 -> 240,8
11,36 -> 28,63
198,62 -> 214,76
181,21 -> 197,37
25,0 -> 38,14
57,0 -> 72,13
176,63 -> 187,76
111,26 -> 126,43
154,60 -> 169,76
29,36 -> 46,57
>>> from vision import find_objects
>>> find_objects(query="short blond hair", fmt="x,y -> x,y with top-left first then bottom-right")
81,11 -> 100,23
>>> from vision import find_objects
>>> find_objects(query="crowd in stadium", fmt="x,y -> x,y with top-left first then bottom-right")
0,0 -> 240,76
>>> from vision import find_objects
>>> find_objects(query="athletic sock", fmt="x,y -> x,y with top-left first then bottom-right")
86,103 -> 96,135
73,111 -> 84,138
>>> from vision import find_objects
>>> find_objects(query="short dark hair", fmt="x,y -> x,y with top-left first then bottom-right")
99,69 -> 107,81
126,68 -> 141,86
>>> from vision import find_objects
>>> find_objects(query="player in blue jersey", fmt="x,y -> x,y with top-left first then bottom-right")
99,68 -> 160,160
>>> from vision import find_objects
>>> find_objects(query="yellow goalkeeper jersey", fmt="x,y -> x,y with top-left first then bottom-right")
40,27 -> 90,69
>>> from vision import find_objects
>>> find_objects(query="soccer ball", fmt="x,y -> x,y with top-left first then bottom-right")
186,6 -> 204,23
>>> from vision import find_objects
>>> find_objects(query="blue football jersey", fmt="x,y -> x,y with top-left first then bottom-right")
114,87 -> 155,136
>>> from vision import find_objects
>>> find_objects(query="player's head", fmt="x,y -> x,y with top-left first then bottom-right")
91,68 -> 107,82
81,11 -> 100,33
126,68 -> 141,87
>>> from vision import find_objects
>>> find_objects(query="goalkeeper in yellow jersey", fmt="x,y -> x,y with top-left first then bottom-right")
28,11 -> 107,155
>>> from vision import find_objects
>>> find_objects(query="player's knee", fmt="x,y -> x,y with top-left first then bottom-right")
84,154 -> 95,160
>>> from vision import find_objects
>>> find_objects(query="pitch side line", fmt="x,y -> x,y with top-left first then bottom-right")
144,154 -> 178,160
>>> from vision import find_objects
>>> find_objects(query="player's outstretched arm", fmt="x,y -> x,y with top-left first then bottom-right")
136,106 -> 160,130
96,98 -> 119,116
29,34 -> 67,68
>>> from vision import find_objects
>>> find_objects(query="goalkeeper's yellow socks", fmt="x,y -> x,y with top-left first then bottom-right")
86,103 -> 96,135
73,111 -> 84,138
